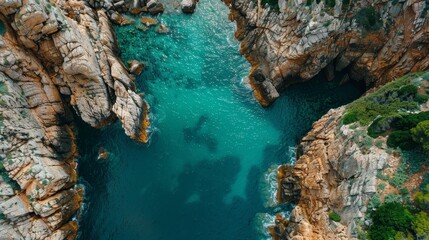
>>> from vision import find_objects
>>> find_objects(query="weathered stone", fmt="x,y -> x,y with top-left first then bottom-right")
228,0 -> 429,106
181,0 -> 197,13
140,16 -> 158,26
128,59 -> 144,75
0,1 -> 150,239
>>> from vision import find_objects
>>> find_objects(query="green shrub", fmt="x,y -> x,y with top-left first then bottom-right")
401,149 -> 427,174
399,188 -> 410,196
415,94 -> 429,104
356,6 -> 380,31
411,120 -> 429,153
368,226 -> 397,240
414,185 -> 429,211
343,74 -> 421,126
389,161 -> 409,187
375,139 -> 383,149
325,0 -> 335,7
368,194 -> 382,210
398,84 -> 418,96
368,203 -> 414,239
377,170 -> 390,181
343,111 -> 358,124
306,0 -> 312,6
329,212 -> 341,222
392,111 -> 429,130
368,115 -> 401,137
385,193 -> 402,204
387,130 -> 416,150
412,211 -> 429,238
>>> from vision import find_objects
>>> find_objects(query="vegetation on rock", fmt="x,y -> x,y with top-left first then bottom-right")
328,212 -> 341,222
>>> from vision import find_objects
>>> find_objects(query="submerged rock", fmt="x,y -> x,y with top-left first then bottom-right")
97,147 -> 110,160
141,16 -> 159,26
155,24 -> 170,34
136,24 -> 149,31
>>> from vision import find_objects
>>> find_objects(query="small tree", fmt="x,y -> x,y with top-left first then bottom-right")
411,120 -> 429,153
412,211 -> 429,238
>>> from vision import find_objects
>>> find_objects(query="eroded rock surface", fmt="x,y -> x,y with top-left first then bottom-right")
228,0 -> 429,106
0,0 -> 149,238
275,107 -> 402,239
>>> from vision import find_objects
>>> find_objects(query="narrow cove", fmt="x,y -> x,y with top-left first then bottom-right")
76,0 -> 362,239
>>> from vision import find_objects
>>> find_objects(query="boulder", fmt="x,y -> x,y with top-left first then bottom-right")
140,16 -> 158,26
128,60 -> 144,75
181,0 -> 197,13
147,0 -> 164,15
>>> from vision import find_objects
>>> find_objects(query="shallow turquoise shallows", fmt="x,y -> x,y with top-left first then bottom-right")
76,1 -> 361,239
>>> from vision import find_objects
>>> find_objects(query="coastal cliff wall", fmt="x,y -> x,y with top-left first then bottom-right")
227,0 -> 429,106
0,0 -> 149,239
274,73 -> 429,239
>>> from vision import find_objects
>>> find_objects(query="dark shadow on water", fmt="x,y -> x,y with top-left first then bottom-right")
183,114 -> 218,152
131,155 -> 265,240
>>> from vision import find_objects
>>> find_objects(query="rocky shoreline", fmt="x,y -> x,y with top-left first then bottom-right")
0,0 -> 151,238
226,0 -> 429,106
272,74 -> 429,239
225,0 -> 429,238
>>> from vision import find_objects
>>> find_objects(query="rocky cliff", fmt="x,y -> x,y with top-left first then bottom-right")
227,0 -> 429,106
0,0 -> 150,239
273,73 -> 429,239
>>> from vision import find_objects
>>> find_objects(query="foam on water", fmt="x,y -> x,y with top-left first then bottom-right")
76,0 -> 362,239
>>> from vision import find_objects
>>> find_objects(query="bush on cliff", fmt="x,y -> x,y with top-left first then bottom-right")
392,111 -> 429,130
387,130 -> 416,150
398,84 -> 419,96
328,212 -> 341,222
414,185 -> 429,212
368,114 -> 401,138
356,6 -> 380,31
368,203 -> 414,240
413,211 -> 429,239
411,120 -> 429,153
342,73 -> 424,126
342,111 -> 358,124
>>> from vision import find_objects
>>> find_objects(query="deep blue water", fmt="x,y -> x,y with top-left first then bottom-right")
76,1 -> 361,239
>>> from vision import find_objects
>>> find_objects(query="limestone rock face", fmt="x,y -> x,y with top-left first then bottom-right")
228,0 -> 429,106
276,107 -> 396,239
0,0 -> 150,239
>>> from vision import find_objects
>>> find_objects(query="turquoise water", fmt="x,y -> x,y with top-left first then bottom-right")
76,1 -> 361,239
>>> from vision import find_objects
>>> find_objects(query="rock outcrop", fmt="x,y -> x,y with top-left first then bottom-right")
227,0 -> 429,106
0,0 -> 149,238
275,107 -> 398,239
